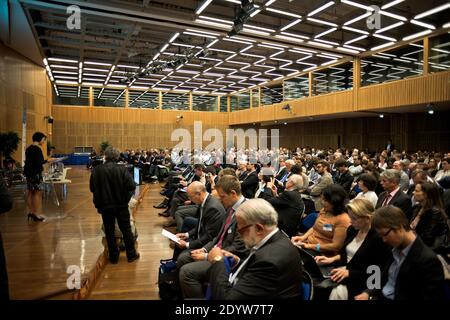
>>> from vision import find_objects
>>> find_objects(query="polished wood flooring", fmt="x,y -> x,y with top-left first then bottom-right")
0,166 -> 173,300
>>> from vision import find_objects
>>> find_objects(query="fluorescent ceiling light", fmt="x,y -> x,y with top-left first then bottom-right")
379,10 -> 407,21
341,0 -> 375,11
315,39 -> 340,46
84,61 -> 112,66
280,19 -> 302,31
195,19 -> 232,29
344,12 -> 372,26
373,34 -> 397,42
245,24 -> 276,32
402,29 -> 432,41
265,7 -> 302,18
281,31 -> 309,39
196,0 -> 213,15
414,3 -> 450,20
55,80 -> 78,85
371,42 -> 395,51
169,33 -> 180,43
242,28 -> 270,36
206,39 -> 219,48
344,44 -> 366,51
410,20 -> 435,30
48,57 -> 78,63
337,47 -> 360,54
199,15 -> 233,25
50,65 -> 78,69
117,64 -> 139,69
308,1 -> 335,17
315,27 -> 337,38
308,40 -> 333,48
184,31 -> 217,39
342,26 -> 369,35
322,60 -> 338,66
274,35 -> 304,43
250,9 -> 261,17
265,0 -> 277,6
443,22 -> 450,28
83,68 -> 109,72
375,21 -> 404,34
345,35 -> 368,45
307,17 -> 338,27
159,43 -> 169,53
381,0 -> 405,10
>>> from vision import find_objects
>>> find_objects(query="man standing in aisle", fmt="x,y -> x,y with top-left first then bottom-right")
90,146 -> 140,264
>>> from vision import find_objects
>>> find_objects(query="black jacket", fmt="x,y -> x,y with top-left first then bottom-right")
187,195 -> 226,249
369,236 -> 445,300
208,230 -> 303,300
376,190 -> 412,220
241,171 -> 259,199
336,227 -> 391,298
411,205 -> 449,253
335,170 -> 354,193
89,161 -> 136,212
267,190 -> 305,238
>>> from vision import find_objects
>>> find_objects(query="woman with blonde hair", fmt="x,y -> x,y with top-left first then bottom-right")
314,198 -> 390,300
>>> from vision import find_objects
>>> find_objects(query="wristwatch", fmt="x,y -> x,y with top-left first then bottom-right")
213,255 -> 224,263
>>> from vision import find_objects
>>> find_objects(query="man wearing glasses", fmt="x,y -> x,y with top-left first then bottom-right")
206,199 -> 303,299
355,206 -> 444,300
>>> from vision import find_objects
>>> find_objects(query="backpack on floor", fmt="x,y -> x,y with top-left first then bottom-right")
158,258 -> 181,300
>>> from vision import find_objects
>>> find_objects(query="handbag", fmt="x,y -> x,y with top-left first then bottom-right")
158,259 -> 181,300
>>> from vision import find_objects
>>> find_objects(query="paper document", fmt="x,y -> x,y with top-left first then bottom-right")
161,229 -> 180,244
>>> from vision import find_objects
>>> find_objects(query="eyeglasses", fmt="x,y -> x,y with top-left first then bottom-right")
237,224 -> 254,234
381,228 -> 393,237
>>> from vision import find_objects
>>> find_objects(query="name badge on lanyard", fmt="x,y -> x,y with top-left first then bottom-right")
323,223 -> 333,232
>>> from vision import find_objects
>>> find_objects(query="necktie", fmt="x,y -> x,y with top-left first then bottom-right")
197,204 -> 204,238
216,208 -> 235,248
382,193 -> 392,206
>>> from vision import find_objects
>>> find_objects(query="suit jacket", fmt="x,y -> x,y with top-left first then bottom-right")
376,189 -> 412,220
208,230 -> 303,300
370,236 -> 445,300
187,195 -> 226,249
411,205 -> 449,252
204,202 -> 249,259
310,172 -> 333,197
275,167 -> 288,181
335,170 -> 354,193
267,190 -> 305,238
241,171 -> 259,199
337,227 -> 391,298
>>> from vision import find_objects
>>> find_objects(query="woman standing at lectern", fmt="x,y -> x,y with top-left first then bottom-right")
23,132 -> 55,222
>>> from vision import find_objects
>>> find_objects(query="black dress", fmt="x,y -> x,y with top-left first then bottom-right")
23,145 -> 47,191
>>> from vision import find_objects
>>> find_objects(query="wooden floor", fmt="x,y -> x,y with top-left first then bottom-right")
88,179 -> 173,300
0,166 -> 173,300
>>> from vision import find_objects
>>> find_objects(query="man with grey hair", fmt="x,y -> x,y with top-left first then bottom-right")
376,169 -> 412,220
90,146 -> 140,264
267,174 -> 305,237
207,199 -> 303,299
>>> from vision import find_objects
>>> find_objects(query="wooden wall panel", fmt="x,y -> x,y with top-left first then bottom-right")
52,106 -> 230,153
357,71 -> 450,111
0,42 -> 52,163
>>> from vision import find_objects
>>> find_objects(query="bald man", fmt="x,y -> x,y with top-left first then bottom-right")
175,182 -> 226,256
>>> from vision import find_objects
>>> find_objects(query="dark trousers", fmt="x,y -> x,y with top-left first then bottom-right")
0,232 -> 9,300
101,208 -> 137,260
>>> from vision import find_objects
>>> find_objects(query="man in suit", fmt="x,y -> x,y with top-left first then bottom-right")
267,174 -> 305,238
178,175 -> 249,299
174,182 -> 226,257
207,198 -> 303,299
240,162 -> 259,199
355,206 -> 444,300
376,169 -> 412,220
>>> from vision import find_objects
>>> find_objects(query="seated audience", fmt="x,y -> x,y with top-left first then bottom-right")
376,169 -> 412,220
